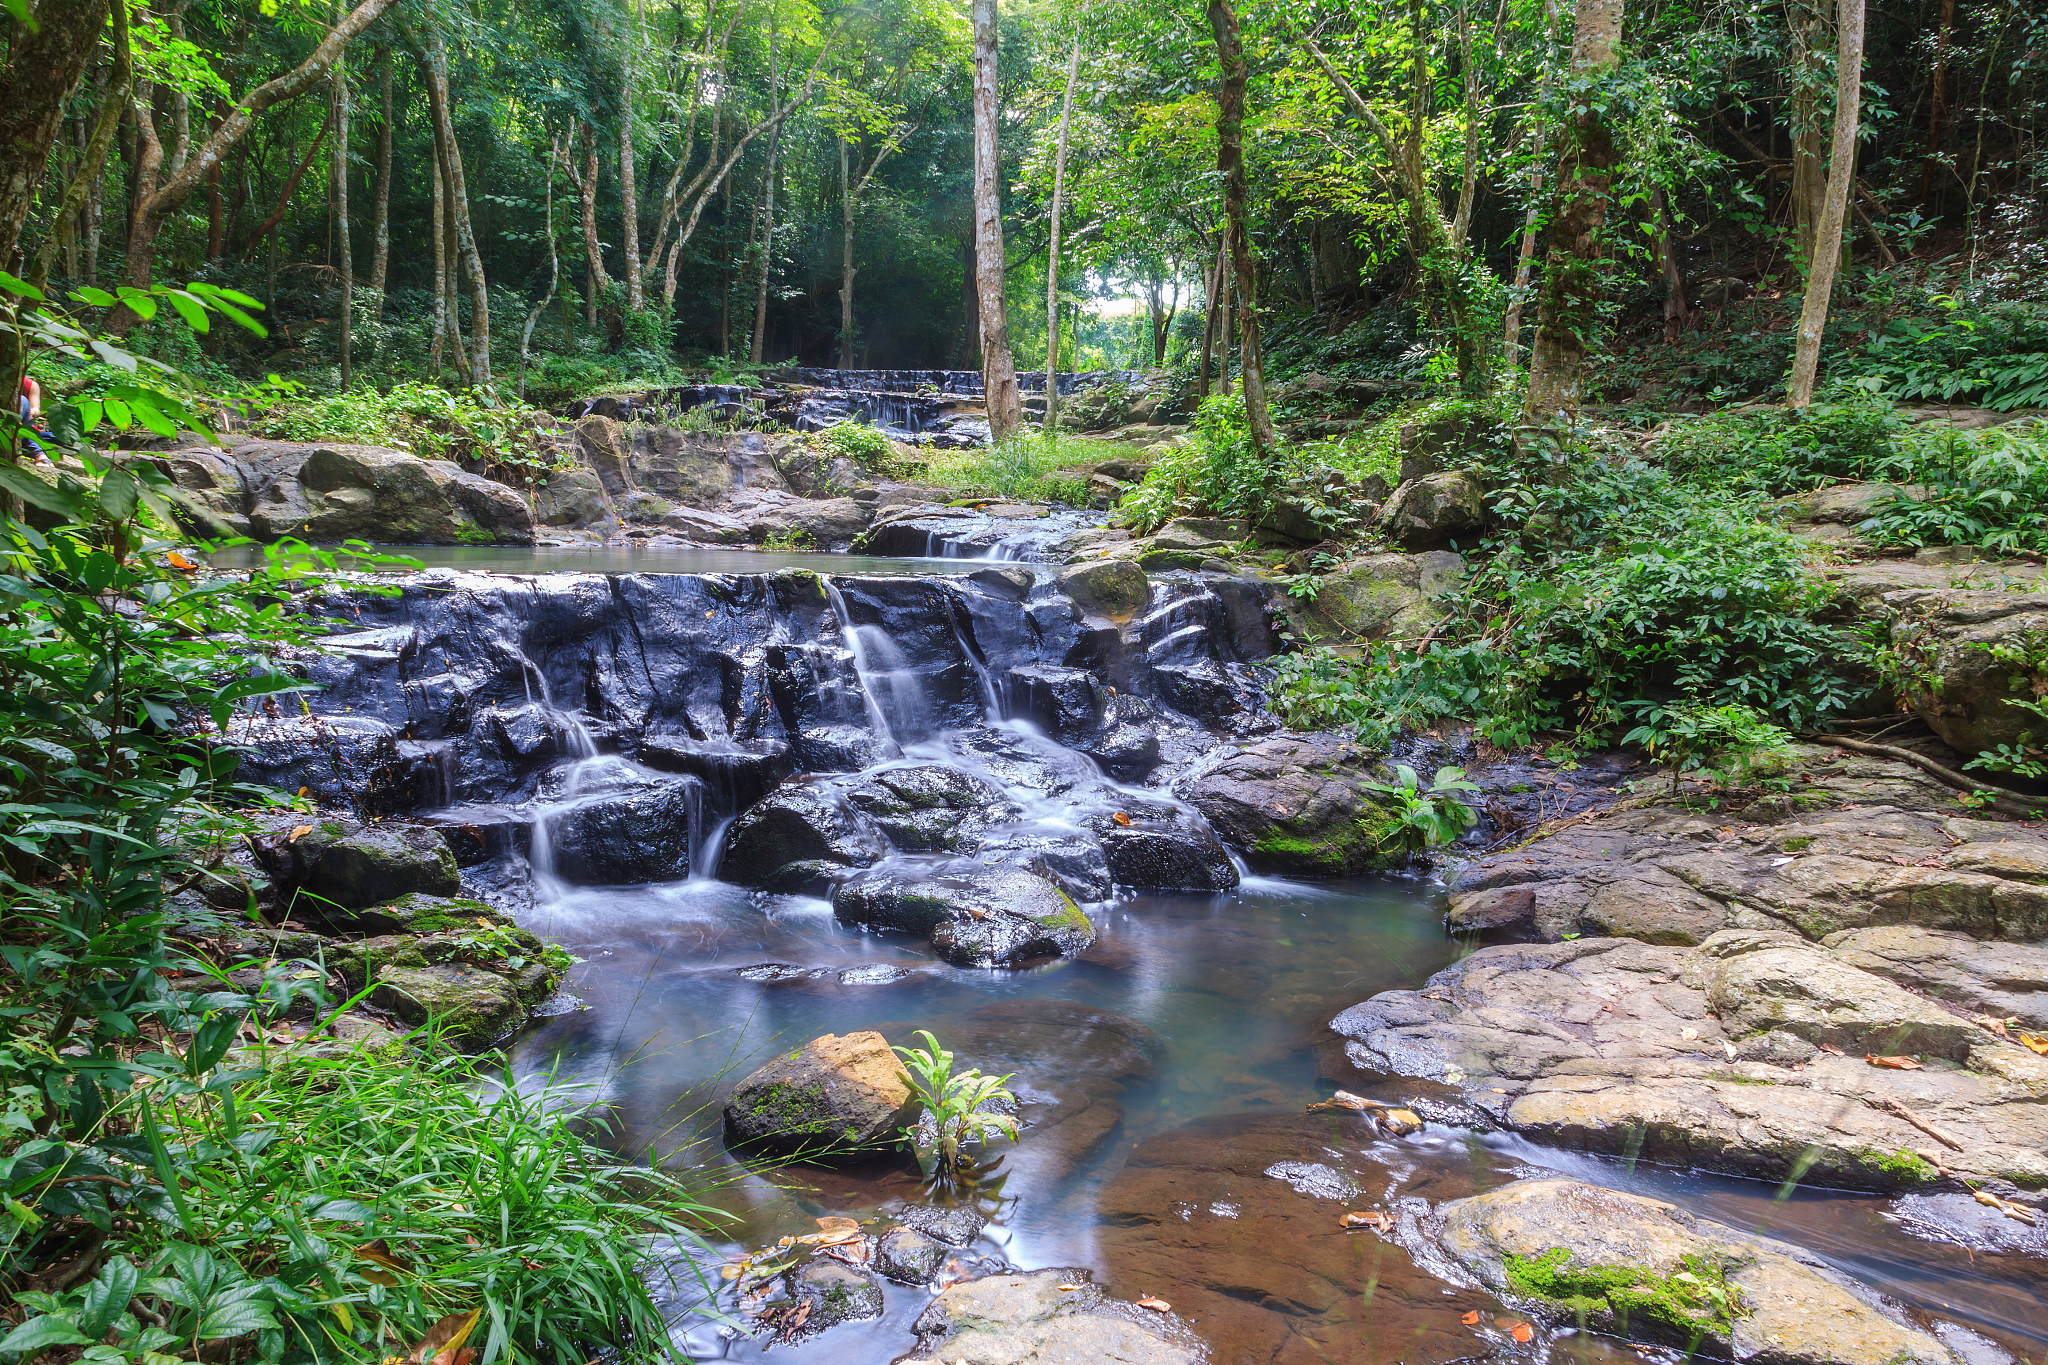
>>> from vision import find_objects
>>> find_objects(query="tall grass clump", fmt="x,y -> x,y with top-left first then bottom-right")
917,429 -> 1093,505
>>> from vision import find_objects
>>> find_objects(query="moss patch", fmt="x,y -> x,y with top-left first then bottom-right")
1503,1248 -> 1742,1341
1856,1147 -> 1939,1184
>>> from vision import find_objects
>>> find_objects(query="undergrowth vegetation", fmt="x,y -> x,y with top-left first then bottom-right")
917,430 -> 1094,505
246,381 -> 568,478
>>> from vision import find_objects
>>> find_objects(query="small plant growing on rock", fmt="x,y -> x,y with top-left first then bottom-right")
1623,701 -> 1792,796
893,1031 -> 1019,1172
1362,765 -> 1481,854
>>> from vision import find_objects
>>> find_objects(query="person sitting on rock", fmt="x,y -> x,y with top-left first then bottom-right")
17,375 -> 54,467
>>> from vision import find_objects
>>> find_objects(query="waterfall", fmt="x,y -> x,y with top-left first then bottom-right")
822,581 -> 923,752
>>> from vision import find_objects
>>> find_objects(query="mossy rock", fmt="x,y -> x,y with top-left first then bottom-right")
369,960 -> 553,1049
722,1031 -> 917,1159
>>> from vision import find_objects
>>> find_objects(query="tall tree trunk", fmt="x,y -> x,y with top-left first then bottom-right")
1207,0 -> 1276,456
1218,267 -> 1232,394
1917,0 -> 1955,202
619,51 -> 642,312
579,121 -> 608,326
333,2 -> 352,389
839,136 -> 856,367
1787,0 -> 1865,407
430,135 -> 446,376
117,0 -> 396,317
0,0 -> 113,422
369,45 -> 392,318
1522,0 -> 1625,425
1196,231 -> 1226,399
1503,0 -> 1559,365
1652,188 -> 1687,343
30,0 -> 131,291
422,28 -> 488,387
1044,39 -> 1080,431
971,0 -> 1021,441
520,133 -> 563,398
749,123 -> 781,363
1788,0 -> 1830,270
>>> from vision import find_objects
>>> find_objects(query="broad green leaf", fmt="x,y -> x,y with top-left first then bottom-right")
98,468 -> 139,522
0,1317 -> 93,1352
162,290 -> 210,333
104,397 -> 133,429
0,269 -> 45,300
73,286 -> 119,308
114,287 -> 157,322
88,338 -> 139,372
0,462 -> 86,518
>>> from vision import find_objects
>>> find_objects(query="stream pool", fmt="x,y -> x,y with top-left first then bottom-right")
508,872 -> 2048,1364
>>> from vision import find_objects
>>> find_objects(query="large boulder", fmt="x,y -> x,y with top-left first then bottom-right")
1329,935 -> 2048,1190
1431,1179 -> 1956,1365
1175,734 -> 1400,877
235,441 -> 534,544
900,1268 -> 1202,1365
722,1030 -> 918,1157
259,819 -> 460,911
1881,587 -> 2048,756
1376,471 -> 1487,548
720,785 -> 883,894
1091,802 -> 1238,891
1288,551 -> 1463,643
1823,924 -> 2048,1030
530,467 -> 611,529
369,960 -> 554,1049
726,488 -> 873,551
534,780 -> 699,885
1058,558 -> 1152,618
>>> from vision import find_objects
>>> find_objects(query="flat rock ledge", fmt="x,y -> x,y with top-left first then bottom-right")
1331,744 -> 2048,1196
1421,1179 -> 1974,1365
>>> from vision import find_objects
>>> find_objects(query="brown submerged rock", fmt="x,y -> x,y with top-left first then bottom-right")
900,1267 -> 1202,1365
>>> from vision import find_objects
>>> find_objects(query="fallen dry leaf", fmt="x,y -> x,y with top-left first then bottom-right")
1379,1109 -> 1423,1135
1973,1190 -> 2039,1225
405,1308 -> 481,1365
1057,1283 -> 1085,1292
2018,1032 -> 2048,1056
167,550 -> 198,572
1867,1054 -> 1925,1070
1461,1310 -> 1482,1326
1817,1042 -> 1846,1056
1112,811 -> 1133,827
1511,1322 -> 1535,1344
1136,1295 -> 1171,1312
1974,1015 -> 2013,1040
1679,1027 -> 1699,1042
288,824 -> 315,843
353,1240 -> 411,1287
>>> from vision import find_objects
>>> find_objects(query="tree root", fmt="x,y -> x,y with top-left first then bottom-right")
1808,734 -> 2044,820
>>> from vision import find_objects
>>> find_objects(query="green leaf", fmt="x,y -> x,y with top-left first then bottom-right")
115,287 -> 158,321
196,1293 -> 279,1340
73,286 -> 119,308
98,469 -> 139,523
88,338 -> 139,372
77,398 -> 102,432
0,461 -> 86,518
79,1257 -> 140,1340
0,1317 -> 93,1352
162,290 -> 211,333
0,269 -> 45,300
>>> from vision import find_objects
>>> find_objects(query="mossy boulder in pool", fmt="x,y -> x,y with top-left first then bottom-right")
835,867 -> 1096,967
1433,1178 -> 1956,1365
723,1031 -> 918,1158
786,1258 -> 884,1340
1174,734 -> 1402,877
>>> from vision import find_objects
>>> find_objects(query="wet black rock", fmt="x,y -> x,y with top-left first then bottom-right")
231,715 -> 412,819
787,1258 -> 884,1336
1149,658 -> 1260,729
1002,665 -> 1107,738
636,736 -> 792,810
1092,803 -> 1238,891
896,1203 -> 988,1247
536,780 -> 700,885
842,763 -> 1016,852
834,866 -> 1097,967
721,785 -> 883,894
1072,693 -> 1164,781
972,828 -> 1114,902
874,1228 -> 947,1284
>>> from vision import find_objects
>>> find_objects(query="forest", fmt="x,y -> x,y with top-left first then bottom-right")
4,0 -> 2048,1364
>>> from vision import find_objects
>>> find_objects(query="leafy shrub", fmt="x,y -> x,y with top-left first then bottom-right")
1858,424 -> 2048,555
1621,701 -> 1793,795
249,380 -> 564,477
3,1046 -> 719,1365
1845,301 -> 2048,410
1268,457 -> 1863,748
815,419 -> 896,472
1657,393 -> 1904,494
1362,764 -> 1481,852
1121,395 -> 1269,531
918,431 -> 1092,505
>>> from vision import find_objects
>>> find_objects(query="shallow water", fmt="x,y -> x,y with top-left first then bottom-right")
507,869 -> 2048,1363
205,541 -> 966,577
